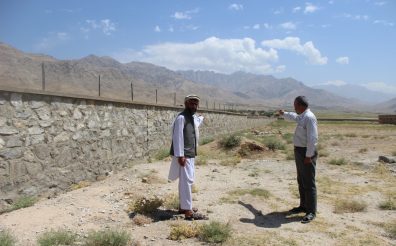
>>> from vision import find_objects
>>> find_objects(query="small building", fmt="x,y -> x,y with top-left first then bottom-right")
378,115 -> 396,124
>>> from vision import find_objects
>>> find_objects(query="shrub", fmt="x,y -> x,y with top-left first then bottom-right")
285,151 -> 294,160
200,136 -> 214,145
385,220 -> 396,239
198,221 -> 232,243
129,196 -> 163,215
71,181 -> 91,190
132,214 -> 153,226
220,156 -> 241,166
345,133 -> 357,137
10,196 -> 37,211
169,222 -> 200,240
219,135 -> 241,149
329,158 -> 348,166
154,148 -> 170,160
37,230 -> 77,246
358,148 -> 368,153
0,230 -> 16,246
379,197 -> 395,210
334,199 -> 367,213
163,193 -> 179,210
84,229 -> 130,246
261,137 -> 285,151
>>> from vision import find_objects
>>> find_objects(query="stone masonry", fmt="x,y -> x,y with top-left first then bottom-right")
0,90 -> 271,201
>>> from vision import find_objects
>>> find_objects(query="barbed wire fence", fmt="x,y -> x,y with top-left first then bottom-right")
34,62 -> 251,112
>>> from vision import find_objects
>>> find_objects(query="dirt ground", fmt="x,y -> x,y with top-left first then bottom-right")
0,120 -> 395,246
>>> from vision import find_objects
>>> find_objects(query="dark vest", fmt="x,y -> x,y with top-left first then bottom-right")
170,110 -> 197,158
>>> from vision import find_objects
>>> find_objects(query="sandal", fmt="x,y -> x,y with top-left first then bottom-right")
185,212 -> 208,221
178,207 -> 198,214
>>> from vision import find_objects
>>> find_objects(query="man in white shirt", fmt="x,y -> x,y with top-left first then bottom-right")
278,96 -> 318,223
168,94 -> 206,220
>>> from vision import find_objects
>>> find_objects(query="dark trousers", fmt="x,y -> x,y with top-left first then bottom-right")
294,147 -> 317,214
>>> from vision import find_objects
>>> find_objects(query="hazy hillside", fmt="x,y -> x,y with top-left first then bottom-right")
178,70 -> 361,110
0,42 -> 366,111
375,97 -> 396,113
313,84 -> 395,103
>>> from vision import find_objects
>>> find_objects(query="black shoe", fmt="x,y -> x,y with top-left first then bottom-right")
288,206 -> 306,214
301,213 -> 315,224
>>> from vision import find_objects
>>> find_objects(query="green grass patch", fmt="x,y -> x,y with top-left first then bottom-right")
37,229 -> 77,246
379,197 -> 395,210
198,221 -> 232,244
334,199 -> 367,213
84,229 -> 130,246
195,155 -> 208,165
221,188 -> 271,203
385,220 -> 396,239
281,133 -> 293,144
219,135 -> 241,149
0,230 -> 16,246
3,196 -> 38,213
328,158 -> 348,166
200,136 -> 214,145
260,136 -> 285,151
154,148 -> 170,160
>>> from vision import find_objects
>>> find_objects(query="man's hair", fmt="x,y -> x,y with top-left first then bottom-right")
295,96 -> 309,108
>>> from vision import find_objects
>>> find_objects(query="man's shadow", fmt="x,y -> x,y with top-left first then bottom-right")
238,201 -> 302,228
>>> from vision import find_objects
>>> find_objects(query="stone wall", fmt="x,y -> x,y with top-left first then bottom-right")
0,89 -> 271,200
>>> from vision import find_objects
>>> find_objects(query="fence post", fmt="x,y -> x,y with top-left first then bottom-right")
41,62 -> 45,91
155,89 -> 158,104
174,93 -> 176,106
98,75 -> 101,97
131,82 -> 133,101
206,100 -> 208,109
213,101 -> 215,110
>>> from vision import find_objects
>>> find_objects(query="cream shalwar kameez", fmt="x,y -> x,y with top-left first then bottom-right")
168,114 -> 204,210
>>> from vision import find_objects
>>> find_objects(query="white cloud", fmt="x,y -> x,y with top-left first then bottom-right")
328,1 -> 334,4
262,37 -> 328,65
273,8 -> 284,15
263,23 -> 272,29
34,32 -> 70,51
343,13 -> 369,21
171,8 -> 199,20
304,2 -> 319,14
114,37 -> 281,74
336,56 -> 349,65
253,24 -> 260,30
374,1 -> 387,6
323,80 -> 347,86
229,3 -> 243,11
374,20 -> 394,26
169,26 -> 174,32
293,6 -> 302,13
154,26 -> 161,32
363,82 -> 396,94
85,19 -> 116,36
172,12 -> 191,20
280,22 -> 297,30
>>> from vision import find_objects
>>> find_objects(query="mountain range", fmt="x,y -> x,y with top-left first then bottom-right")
0,42 -> 394,113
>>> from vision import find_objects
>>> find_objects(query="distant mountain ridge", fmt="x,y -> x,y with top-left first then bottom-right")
0,41 -> 381,112
313,83 -> 395,103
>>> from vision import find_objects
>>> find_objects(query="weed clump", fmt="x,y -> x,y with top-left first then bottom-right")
219,135 -> 241,149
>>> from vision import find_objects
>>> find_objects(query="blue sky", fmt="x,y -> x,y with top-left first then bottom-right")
1,0 -> 395,95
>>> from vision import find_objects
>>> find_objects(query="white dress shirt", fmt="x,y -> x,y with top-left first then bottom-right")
283,108 -> 318,157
